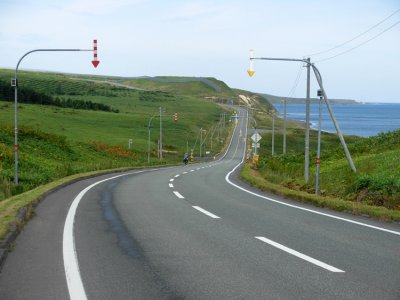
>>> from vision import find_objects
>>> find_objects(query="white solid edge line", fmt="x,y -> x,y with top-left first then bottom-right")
63,170 -> 146,300
255,237 -> 345,273
224,111 -> 400,237
226,171 -> 400,236
192,206 -> 220,219
169,183 -> 174,188
173,191 -> 185,199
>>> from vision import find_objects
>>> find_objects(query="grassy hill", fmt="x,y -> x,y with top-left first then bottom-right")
0,69 -> 242,200
2,68 -> 397,220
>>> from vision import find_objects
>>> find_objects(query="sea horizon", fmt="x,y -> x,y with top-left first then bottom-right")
273,102 -> 400,137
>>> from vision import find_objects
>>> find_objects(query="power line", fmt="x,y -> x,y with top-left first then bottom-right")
315,19 -> 400,63
286,63 -> 303,99
307,8 -> 400,57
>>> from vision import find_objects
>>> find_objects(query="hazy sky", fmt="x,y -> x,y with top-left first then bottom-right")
0,0 -> 399,102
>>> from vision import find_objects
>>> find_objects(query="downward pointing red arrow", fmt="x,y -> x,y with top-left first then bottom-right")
92,39 -> 100,68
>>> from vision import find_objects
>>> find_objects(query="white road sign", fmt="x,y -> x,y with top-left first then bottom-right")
251,132 -> 262,143
252,143 -> 260,148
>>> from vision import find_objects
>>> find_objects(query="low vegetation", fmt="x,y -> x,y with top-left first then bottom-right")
243,125 -> 400,219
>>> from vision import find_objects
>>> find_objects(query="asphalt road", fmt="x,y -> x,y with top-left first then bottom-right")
0,108 -> 399,299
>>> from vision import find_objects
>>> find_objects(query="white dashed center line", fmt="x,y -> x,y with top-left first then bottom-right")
169,183 -> 174,188
255,236 -> 345,273
173,191 -> 185,199
192,206 -> 220,219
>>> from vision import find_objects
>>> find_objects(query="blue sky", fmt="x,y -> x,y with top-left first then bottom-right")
0,0 -> 399,102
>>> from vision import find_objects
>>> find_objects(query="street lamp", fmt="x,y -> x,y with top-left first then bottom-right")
200,128 -> 206,157
147,114 -> 159,163
12,43 -> 98,185
159,106 -> 166,160
248,50 -> 356,177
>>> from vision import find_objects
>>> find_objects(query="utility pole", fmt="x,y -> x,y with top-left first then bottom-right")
283,98 -> 287,155
186,132 -> 189,154
304,57 -> 311,183
271,110 -> 275,156
159,106 -> 163,160
315,89 -> 323,194
200,128 -> 203,157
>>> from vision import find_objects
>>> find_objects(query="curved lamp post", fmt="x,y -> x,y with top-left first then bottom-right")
147,115 -> 159,163
248,50 -> 356,178
12,47 -> 96,185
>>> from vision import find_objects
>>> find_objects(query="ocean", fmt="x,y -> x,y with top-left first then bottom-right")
272,103 -> 400,137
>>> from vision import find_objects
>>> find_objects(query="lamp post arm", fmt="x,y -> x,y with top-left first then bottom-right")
148,115 -> 159,128
252,57 -> 309,64
15,49 -> 92,79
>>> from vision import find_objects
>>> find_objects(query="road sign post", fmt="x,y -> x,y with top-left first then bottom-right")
251,132 -> 262,155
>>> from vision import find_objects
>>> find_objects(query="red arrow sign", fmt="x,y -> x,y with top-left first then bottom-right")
92,39 -> 100,68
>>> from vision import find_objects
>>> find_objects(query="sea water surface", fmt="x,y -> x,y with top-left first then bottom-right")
273,103 -> 400,137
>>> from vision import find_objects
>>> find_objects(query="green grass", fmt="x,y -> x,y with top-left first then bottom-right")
250,125 -> 400,213
0,69 -> 236,201
240,164 -> 400,222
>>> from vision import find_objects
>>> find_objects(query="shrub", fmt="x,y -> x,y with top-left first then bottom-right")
351,174 -> 400,209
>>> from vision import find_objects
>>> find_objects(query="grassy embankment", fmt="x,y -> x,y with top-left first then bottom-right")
0,70 -> 239,240
240,98 -> 400,221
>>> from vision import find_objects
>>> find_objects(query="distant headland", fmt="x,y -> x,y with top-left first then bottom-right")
258,93 -> 359,105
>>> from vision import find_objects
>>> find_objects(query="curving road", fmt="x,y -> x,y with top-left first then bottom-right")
0,108 -> 399,299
